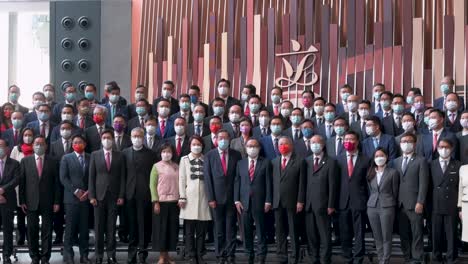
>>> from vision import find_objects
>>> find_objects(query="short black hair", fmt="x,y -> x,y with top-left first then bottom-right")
243,84 -> 256,95
216,78 -> 231,88
101,129 -> 114,138
163,80 -> 175,88
189,85 -> 200,92
71,134 -> 87,143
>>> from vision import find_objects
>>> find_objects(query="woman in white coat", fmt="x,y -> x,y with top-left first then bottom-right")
178,135 -> 212,264
459,164 -> 468,242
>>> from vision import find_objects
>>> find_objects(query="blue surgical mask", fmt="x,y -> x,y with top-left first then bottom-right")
190,95 -> 198,104
85,92 -> 95,100
38,112 -> 50,122
373,92 -> 381,100
324,112 -> 335,122
9,93 -> 18,102
381,100 -> 390,109
424,116 -> 430,126
290,115 -> 302,125
217,139 -> 229,150
270,125 -> 282,135
12,119 -> 23,129
392,104 -> 404,114
0,147 -> 6,158
406,96 -> 414,105
213,106 -> 225,116
249,103 -> 260,113
301,127 -> 313,139
334,126 -> 345,136
180,102 -> 190,111
136,106 -> 147,116
440,84 -> 450,95
194,113 -> 205,122
311,143 -> 322,154
65,92 -> 76,102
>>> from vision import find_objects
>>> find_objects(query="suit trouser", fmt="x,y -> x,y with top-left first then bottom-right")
26,205 -> 53,261
398,206 -> 424,263
339,208 -> 366,264
16,206 -> 27,241
305,209 -> 332,264
94,195 -> 118,259
52,201 -> 64,242
242,206 -> 267,259
211,204 -> 237,259
275,206 -> 300,263
185,220 -> 208,258
64,202 -> 89,261
367,206 -> 395,264
127,198 -> 152,262
0,204 -> 15,258
432,213 -> 458,263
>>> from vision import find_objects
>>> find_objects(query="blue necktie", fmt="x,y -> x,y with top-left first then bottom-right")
78,155 -> 85,172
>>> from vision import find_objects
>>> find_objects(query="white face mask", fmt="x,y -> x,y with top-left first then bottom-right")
402,121 -> 414,132
145,125 -> 156,135
246,147 -> 260,158
314,106 -> 324,115
446,100 -> 458,111
174,125 -> 185,135
461,118 -> 468,129
347,102 -> 358,112
229,113 -> 240,123
259,116 -> 270,127
280,109 -> 291,118
135,93 -> 145,101
437,148 -> 451,159
161,152 -> 173,161
102,139 -> 113,150
44,91 -> 54,100
131,137 -> 143,149
60,129 -> 72,139
374,157 -> 387,166
358,109 -> 369,119
400,142 -> 414,154
428,118 -> 439,130
191,145 -> 202,154
365,126 -> 376,136
158,107 -> 170,117
61,114 -> 73,121
162,89 -> 172,99
23,136 -> 33,144
218,87 -> 229,96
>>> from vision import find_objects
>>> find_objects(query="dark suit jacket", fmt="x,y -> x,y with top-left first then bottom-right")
259,135 -> 281,161
252,126 -> 270,139
202,135 -> 217,154
350,121 -> 368,141
433,96 -> 465,112
2,128 -> 20,149
335,102 -> 346,116
367,167 -> 399,208
222,122 -> 240,139
294,138 -> 313,158
336,153 -> 369,211
457,132 -> 468,165
52,102 -> 77,120
166,135 -> 190,163
127,103 -> 153,119
209,96 -> 241,117
88,150 -> 126,201
156,118 -> 175,138
305,155 -> 337,212
416,129 -> 459,162
50,125 -> 82,143
284,126 -> 302,141
144,134 -> 163,154
362,133 -> 397,160
24,111 -> 37,125
127,116 -> 147,133
430,159 -> 461,215
104,103 -> 129,126
234,157 -> 272,211
72,115 -> 94,129
12,103 -> 29,115
187,123 -> 210,137
113,133 -> 132,152
152,96 -> 180,117
49,139 -> 73,161
325,136 -> 346,159
0,157 -> 20,208
392,154 -> 429,210
204,148 -> 242,205
59,152 -> 90,204
170,111 -> 194,124
19,155 -> 60,211
26,120 -> 58,141
122,146 -> 157,201
84,125 -> 113,153
381,115 -> 405,136
444,112 -> 462,133
271,154 -> 306,209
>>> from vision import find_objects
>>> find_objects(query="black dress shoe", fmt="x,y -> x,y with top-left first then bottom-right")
107,258 -> 118,264
17,238 -> 25,246
30,260 -> 40,264
95,259 -> 103,264
41,260 -> 50,264
52,239 -> 63,245
119,235 -> 129,243
80,256 -> 91,264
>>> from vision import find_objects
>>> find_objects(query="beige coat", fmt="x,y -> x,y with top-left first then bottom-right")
458,165 -> 468,242
179,153 -> 212,221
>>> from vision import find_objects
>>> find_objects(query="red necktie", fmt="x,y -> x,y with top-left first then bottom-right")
433,133 -> 438,152
245,105 -> 250,117
105,152 -> 111,171
221,151 -> 227,175
274,105 -> 279,116
347,154 -> 354,178
80,117 -> 85,129
160,120 -> 166,136
140,118 -> 145,128
36,157 -> 43,177
213,137 -> 218,148
40,124 -> 46,136
314,157 -> 319,171
249,160 -> 255,181
176,137 -> 182,156
281,157 -> 287,170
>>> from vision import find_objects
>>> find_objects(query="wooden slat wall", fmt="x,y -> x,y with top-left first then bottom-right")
131,0 -> 468,105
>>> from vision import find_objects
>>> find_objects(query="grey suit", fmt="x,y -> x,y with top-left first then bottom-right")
393,154 -> 428,263
230,137 -> 247,158
367,167 -> 399,264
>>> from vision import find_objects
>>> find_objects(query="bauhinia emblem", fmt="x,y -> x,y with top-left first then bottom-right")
275,40 -> 319,88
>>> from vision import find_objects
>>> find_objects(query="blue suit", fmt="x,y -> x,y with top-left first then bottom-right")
252,126 -> 270,139
293,138 -> 313,158
26,120 -> 57,141
433,96 -> 465,112
335,103 -> 346,116
156,118 -> 175,139
259,135 -> 280,161
2,128 -> 19,149
361,133 -> 397,160
416,129 -> 459,162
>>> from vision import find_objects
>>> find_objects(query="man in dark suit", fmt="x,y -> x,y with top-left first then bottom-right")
127,99 -> 151,133
143,116 -> 162,153
24,92 -> 46,125
188,85 -> 209,114
433,76 -> 465,112
271,136 -> 305,264
0,138 -> 20,264
152,80 -> 180,116
208,79 -> 241,116
222,104 -> 243,139
266,87 -> 283,117
127,85 -> 153,119
170,94 -> 193,124
304,135 -> 337,264
430,139 -> 461,264
100,81 -> 128,107
259,116 -> 283,161
73,98 -> 94,130
26,103 -> 58,144
166,117 -> 190,163
50,104 -> 82,143
392,133 -> 428,264
245,94 -> 262,126
336,131 -> 369,264
370,83 -> 385,117
155,99 -> 176,139
204,129 -> 242,264
84,105 -> 112,153
311,97 -> 326,132
205,97 -> 227,124
325,117 -> 348,159
43,83 -> 57,112
19,135 -> 60,264
234,138 -> 272,264
444,92 -> 463,133
252,110 -> 271,139
283,108 -> 303,141
7,85 -> 29,114
187,104 -> 209,137
59,135 -> 91,264
293,119 -> 314,157
381,94 -> 405,136
335,84 -> 352,116
104,85 -> 129,127
52,85 -> 78,121
351,100 -> 371,141
341,95 -> 360,127
361,116 -> 397,160
3,111 -> 24,149
112,115 -> 132,152
202,116 -> 222,154
123,127 -> 157,264
88,129 -> 126,264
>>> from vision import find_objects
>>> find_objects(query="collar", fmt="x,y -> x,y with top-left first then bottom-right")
346,151 -> 358,157
188,152 -> 204,161
114,131 -> 123,137
194,121 -> 203,126
433,127 -> 444,135
34,154 -> 45,160
103,149 -> 112,155
403,152 -> 414,159
74,151 -> 84,158
39,120 -> 49,126
281,153 -> 292,160
439,157 -> 450,163
313,153 -> 324,160
139,114 -> 149,119
373,133 -> 382,140
448,110 -> 457,116
248,156 -> 258,164
62,138 -> 70,144
218,148 -> 228,155
159,117 -> 167,122
0,156 -> 7,163
176,135 -> 185,140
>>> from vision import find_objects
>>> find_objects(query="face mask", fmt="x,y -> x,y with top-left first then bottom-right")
365,126 -> 376,136
240,125 -> 251,134
311,143 -> 322,154
161,152 -> 173,161
343,141 -> 356,152
65,93 -> 76,102
72,143 -> 85,153
341,93 -> 350,101
270,125 -> 282,135
446,101 -> 458,111
271,95 -> 281,104
314,106 -> 324,115
80,107 -> 90,115
347,102 -> 357,112
33,100 -> 44,109
290,115 -> 302,125
249,103 -> 260,113
0,147 -> 6,158
414,102 -> 424,111
44,91 -> 54,100
281,109 -> 292,118
400,142 -> 414,154
302,98 -> 312,108
61,114 -> 73,121
174,125 -> 185,135
190,95 -> 198,104
424,116 -> 430,126
194,113 -> 205,122
278,144 -> 291,155
374,157 -> 387,166
109,94 -> 120,104
301,127 -> 313,139
381,100 -> 390,109
406,96 -> 414,105
136,106 -> 147,116
38,112 -> 50,122
373,92 -> 381,100
210,124 -> 222,133
392,104 -> 404,114
162,90 -> 172,99
113,123 -> 125,133
213,106 -> 225,116
358,109 -> 370,119
259,116 -> 270,127
246,147 -> 260,158
217,139 -> 229,150
437,148 -> 451,159
23,136 -> 33,144
229,113 -> 240,123
324,112 -> 335,122
218,87 -> 229,96
60,129 -> 72,139
461,118 -> 468,129
135,93 -> 145,101
402,121 -> 414,132
33,145 -> 45,156
191,145 -> 203,154
131,137 -> 143,149
440,84 -> 450,95
12,119 -> 23,129
428,118 -> 439,130
102,139 -> 113,150
9,93 -> 19,103
241,93 -> 249,102
158,107 -> 170,117
334,126 -> 345,136
145,125 -> 156,135
85,92 -> 95,100
180,102 -> 191,111
93,114 -> 104,124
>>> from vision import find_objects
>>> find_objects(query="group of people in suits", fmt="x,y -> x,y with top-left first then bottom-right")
1,75 -> 468,264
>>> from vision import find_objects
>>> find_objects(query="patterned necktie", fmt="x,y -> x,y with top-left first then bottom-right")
195,125 -> 201,136
80,117 -> 85,129
373,137 -> 379,149
249,160 -> 255,181
78,154 -> 85,172
140,117 -> 145,128
433,133 -> 438,152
